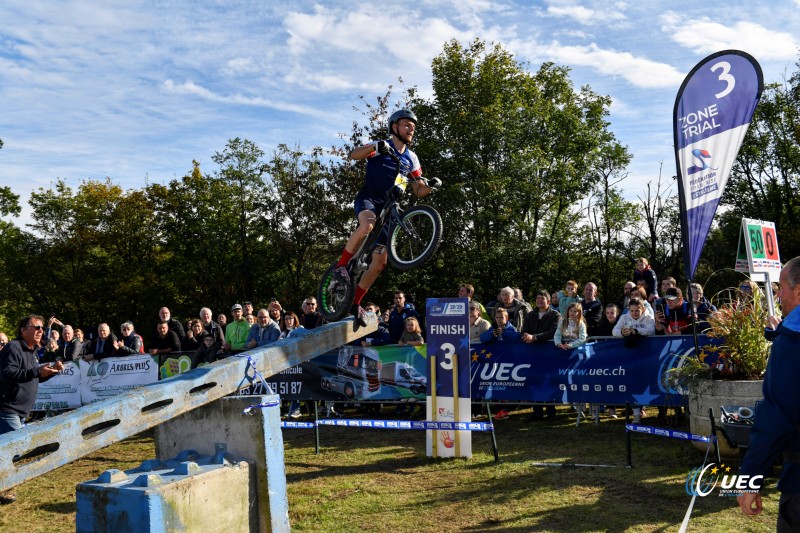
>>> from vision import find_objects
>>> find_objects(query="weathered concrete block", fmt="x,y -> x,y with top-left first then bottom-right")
154,394 -> 289,533
76,450 -> 256,533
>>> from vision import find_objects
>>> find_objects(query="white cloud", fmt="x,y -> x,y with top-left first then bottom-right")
162,79 -> 319,116
283,5 -> 467,66
662,13 -> 798,60
524,42 -> 685,88
222,57 -> 260,76
546,3 -> 626,25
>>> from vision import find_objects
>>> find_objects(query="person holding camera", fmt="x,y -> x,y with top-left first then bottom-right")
0,314 -> 64,505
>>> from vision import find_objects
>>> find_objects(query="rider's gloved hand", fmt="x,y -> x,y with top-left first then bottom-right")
375,140 -> 391,155
426,177 -> 442,189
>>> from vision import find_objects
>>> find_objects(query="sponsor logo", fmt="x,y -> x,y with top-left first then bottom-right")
687,148 -> 718,175
430,302 -> 466,316
685,463 -> 762,497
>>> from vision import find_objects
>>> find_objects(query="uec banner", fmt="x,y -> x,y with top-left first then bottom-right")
470,336 -> 710,405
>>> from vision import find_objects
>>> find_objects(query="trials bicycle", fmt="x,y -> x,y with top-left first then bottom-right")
317,151 -> 443,322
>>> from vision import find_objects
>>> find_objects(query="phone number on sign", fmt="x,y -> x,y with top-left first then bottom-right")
241,381 -> 303,396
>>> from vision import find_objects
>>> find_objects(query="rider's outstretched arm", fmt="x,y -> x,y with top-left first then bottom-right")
350,141 -> 388,161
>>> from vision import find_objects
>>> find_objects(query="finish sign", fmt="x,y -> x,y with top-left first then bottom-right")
425,297 -> 471,458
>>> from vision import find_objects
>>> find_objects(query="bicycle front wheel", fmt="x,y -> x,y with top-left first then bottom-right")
387,205 -> 443,271
317,263 -> 355,322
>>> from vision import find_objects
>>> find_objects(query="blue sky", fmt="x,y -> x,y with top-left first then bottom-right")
1,1 -> 798,226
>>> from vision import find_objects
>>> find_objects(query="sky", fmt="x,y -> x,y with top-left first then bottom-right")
1,0 -> 799,227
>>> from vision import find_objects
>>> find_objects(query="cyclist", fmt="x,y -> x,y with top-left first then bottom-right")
332,109 -> 440,330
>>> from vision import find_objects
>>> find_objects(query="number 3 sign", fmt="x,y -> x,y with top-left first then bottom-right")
425,298 -> 471,458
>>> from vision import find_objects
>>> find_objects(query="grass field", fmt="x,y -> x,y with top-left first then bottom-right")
0,405 -> 780,532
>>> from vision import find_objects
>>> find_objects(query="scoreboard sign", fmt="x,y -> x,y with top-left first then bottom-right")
735,218 -> 781,282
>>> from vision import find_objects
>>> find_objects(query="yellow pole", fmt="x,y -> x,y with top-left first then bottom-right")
430,353 -> 438,457
452,350 -> 460,457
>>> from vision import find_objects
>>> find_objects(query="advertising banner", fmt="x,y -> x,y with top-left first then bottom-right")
257,336 -> 715,407
252,344 -> 428,401
470,336 -> 716,406
673,50 -> 763,280
33,361 -> 82,410
80,355 -> 159,404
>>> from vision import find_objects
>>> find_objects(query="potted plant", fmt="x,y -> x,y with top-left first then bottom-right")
666,283 -> 772,457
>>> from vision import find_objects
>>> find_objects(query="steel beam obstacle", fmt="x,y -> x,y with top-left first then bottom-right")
0,317 -> 376,491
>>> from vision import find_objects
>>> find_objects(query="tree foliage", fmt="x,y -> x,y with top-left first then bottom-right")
411,39 -> 632,300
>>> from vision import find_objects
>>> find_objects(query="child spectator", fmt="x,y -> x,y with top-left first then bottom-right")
554,302 -> 587,350
633,257 -> 659,303
613,299 -> 655,344
557,280 -> 580,316
594,303 -> 621,337
690,282 -> 717,332
613,298 -> 656,422
192,334 -> 219,367
480,308 -> 521,343
398,317 -> 424,346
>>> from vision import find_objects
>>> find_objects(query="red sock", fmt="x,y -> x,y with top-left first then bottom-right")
336,248 -> 354,268
354,286 -> 367,305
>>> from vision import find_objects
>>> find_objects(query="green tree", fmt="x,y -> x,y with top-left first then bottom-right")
212,138 -> 269,301
721,68 -> 800,259
412,39 -> 627,297
258,145 -> 345,307
147,161 -> 243,317
23,179 -> 163,331
583,143 -> 640,299
0,184 -> 28,331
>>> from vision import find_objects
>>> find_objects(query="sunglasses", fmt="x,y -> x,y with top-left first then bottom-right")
27,325 -> 45,331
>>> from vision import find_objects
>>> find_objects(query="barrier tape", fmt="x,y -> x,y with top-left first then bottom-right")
281,421 -> 316,429
313,418 -> 494,431
625,423 -> 716,443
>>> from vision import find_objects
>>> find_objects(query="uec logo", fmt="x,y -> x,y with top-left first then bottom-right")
685,463 -> 762,497
478,363 -> 530,382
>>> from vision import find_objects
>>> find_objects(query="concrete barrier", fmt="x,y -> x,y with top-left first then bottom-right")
0,317 -> 375,491
77,448 -> 256,533
155,395 -> 289,533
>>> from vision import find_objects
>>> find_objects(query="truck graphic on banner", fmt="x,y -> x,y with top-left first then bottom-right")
380,361 -> 427,395
320,346 -> 381,400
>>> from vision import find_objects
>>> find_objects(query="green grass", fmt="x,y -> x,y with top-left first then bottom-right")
0,406 -> 780,532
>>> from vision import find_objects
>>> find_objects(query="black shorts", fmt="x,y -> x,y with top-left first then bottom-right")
354,192 -> 389,249
354,191 -> 385,218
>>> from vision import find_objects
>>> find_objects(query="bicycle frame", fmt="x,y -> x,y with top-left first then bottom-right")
347,150 -> 413,283
348,189 -> 406,282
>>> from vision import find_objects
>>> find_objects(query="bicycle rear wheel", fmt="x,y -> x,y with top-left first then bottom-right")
317,263 -> 355,322
387,205 -> 443,271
